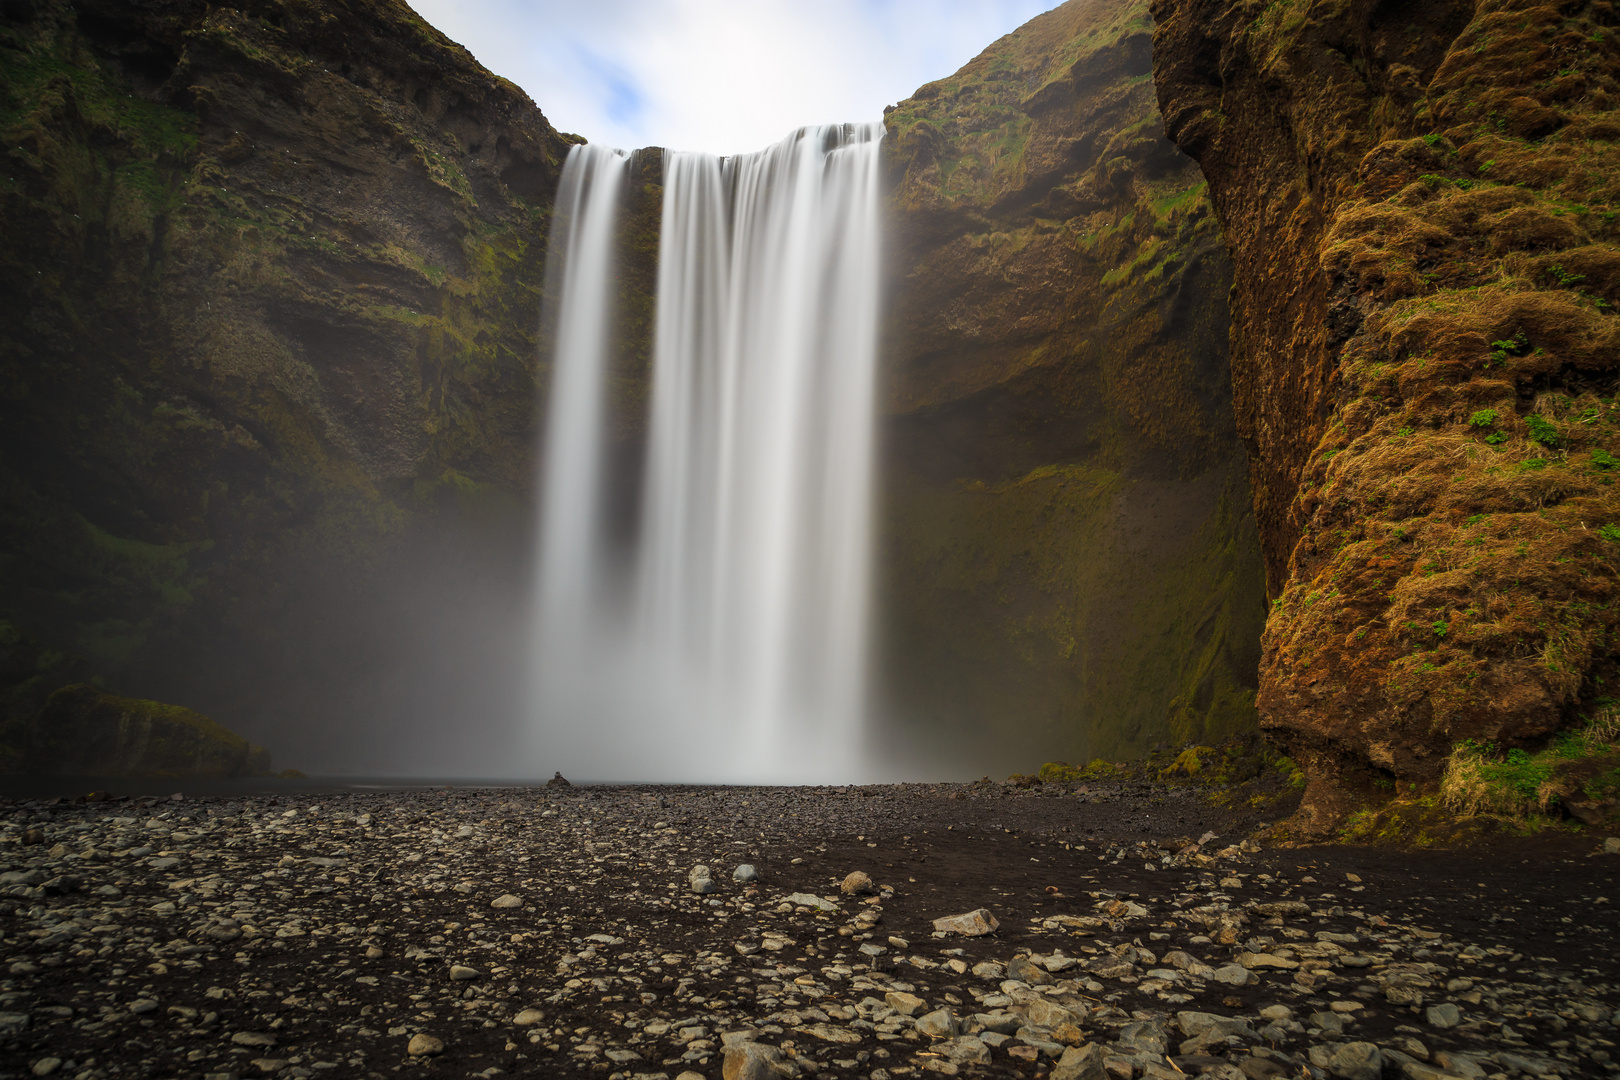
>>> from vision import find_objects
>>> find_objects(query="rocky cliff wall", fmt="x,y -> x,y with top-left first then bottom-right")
0,0 -> 574,770
879,0 -> 1269,773
1153,0 -> 1620,828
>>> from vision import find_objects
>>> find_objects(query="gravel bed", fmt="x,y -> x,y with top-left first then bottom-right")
0,781 -> 1615,1080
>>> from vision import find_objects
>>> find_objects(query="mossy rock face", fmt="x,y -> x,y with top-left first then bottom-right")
878,0 -> 1268,773
0,0 -> 575,765
24,684 -> 270,777
1154,0 -> 1620,832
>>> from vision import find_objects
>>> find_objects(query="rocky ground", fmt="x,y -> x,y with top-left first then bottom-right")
0,779 -> 1616,1080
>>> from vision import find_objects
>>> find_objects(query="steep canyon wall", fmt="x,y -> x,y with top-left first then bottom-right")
0,0 -> 574,771
879,0 -> 1268,773
1153,0 -> 1620,828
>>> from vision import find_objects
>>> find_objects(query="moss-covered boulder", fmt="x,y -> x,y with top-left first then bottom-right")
23,684 -> 270,777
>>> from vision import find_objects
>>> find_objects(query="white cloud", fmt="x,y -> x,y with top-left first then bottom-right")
405,0 -> 1060,155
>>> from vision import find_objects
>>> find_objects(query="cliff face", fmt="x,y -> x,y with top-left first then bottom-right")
0,0 -> 574,769
879,0 -> 1268,772
1153,0 -> 1620,827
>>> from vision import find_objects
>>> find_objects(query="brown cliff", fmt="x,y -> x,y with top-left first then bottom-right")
0,0 -> 573,769
879,0 -> 1268,772
1153,0 -> 1620,829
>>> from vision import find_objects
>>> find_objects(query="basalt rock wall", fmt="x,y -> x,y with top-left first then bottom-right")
0,0 -> 575,771
1153,0 -> 1620,828
879,0 -> 1269,774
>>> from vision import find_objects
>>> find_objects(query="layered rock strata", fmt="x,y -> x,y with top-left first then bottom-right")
0,0 -> 573,767
1153,0 -> 1620,827
881,0 -> 1267,770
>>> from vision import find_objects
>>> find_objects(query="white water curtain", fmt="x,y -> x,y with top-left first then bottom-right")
534,125 -> 884,783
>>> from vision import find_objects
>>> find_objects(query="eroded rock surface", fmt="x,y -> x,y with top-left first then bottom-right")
1153,0 -> 1620,828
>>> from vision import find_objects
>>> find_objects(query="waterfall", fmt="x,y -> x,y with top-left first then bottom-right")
533,124 -> 884,783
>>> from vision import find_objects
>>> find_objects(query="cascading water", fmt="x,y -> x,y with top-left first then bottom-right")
532,124 -> 884,783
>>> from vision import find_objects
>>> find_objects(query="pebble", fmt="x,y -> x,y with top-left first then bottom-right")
406,1033 -> 443,1056
0,782 -> 1609,1080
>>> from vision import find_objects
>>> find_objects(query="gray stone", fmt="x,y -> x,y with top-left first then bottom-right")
449,965 -> 480,981
1605,837 -> 1620,855
690,865 -> 717,894
1430,1052 -> 1485,1078
30,1059 -> 61,1077
490,894 -> 521,909
916,1008 -> 958,1038
1326,1042 -> 1381,1080
732,864 -> 759,882
1211,965 -> 1253,987
1176,1012 -> 1255,1040
886,991 -> 925,1017
129,998 -> 159,1014
722,1041 -> 789,1080
938,1035 -> 991,1064
1424,1003 -> 1460,1029
932,908 -> 999,936
406,1033 -> 444,1056
782,892 -> 837,911
841,870 -> 878,896
1050,1043 -> 1109,1080
231,1033 -> 276,1048
513,1009 -> 544,1026
1008,955 -> 1055,985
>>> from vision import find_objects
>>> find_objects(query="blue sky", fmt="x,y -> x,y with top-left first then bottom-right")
406,0 -> 1061,155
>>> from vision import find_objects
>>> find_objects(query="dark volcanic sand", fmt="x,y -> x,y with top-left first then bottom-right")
0,781 -> 1615,1080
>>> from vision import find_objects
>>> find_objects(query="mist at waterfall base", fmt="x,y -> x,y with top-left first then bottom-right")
531,126 -> 887,784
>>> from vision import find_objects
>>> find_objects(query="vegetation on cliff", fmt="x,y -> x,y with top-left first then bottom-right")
0,0 -> 573,767
1154,0 -> 1620,829
879,0 -> 1268,771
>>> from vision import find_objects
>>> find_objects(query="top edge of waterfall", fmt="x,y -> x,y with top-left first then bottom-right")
576,120 -> 885,162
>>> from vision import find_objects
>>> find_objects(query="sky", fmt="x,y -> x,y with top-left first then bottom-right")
406,0 -> 1061,156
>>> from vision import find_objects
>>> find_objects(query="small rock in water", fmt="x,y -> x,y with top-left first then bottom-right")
733,863 -> 759,882
933,908 -> 999,936
689,864 -> 717,894
841,870 -> 878,896
407,1034 -> 444,1056
546,771 -> 571,788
